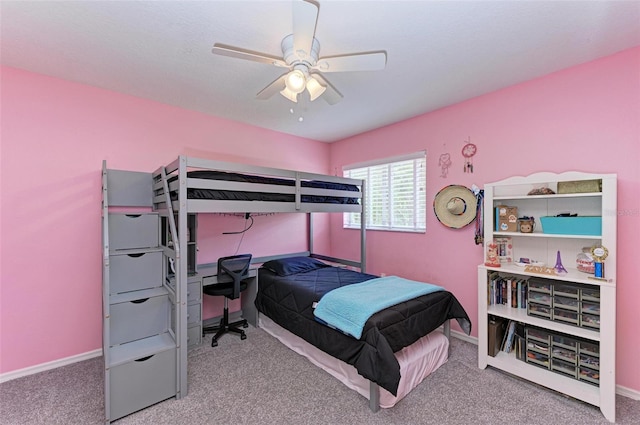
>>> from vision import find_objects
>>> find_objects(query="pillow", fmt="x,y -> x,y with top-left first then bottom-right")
262,256 -> 329,276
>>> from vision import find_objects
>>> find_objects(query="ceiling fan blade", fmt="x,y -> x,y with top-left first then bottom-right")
292,0 -> 319,61
256,74 -> 288,100
310,73 -> 342,105
314,51 -> 387,73
212,43 -> 288,67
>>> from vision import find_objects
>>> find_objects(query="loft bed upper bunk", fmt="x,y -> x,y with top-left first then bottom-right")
152,156 -> 364,213
152,155 -> 366,266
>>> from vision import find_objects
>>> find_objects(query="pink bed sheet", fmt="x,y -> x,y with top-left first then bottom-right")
259,315 -> 450,408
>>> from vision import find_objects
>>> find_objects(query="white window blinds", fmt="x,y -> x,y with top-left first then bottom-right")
343,152 -> 426,232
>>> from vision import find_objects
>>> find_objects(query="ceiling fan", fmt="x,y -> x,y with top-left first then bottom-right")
212,0 -> 387,105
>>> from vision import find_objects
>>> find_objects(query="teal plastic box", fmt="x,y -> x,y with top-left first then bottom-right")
540,216 -> 602,236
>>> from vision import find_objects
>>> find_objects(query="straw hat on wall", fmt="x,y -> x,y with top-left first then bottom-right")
433,185 -> 477,229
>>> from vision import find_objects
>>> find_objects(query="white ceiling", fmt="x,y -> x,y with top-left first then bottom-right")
2,1 -> 639,143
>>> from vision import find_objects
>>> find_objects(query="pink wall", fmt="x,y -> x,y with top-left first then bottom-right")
330,46 -> 640,392
1,46 -> 638,394
0,66 -> 331,373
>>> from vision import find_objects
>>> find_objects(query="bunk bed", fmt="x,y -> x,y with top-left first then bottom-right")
151,155 -> 470,411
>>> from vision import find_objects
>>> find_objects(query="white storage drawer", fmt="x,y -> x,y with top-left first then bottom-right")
109,214 -> 159,250
187,281 -> 202,303
110,294 -> 170,346
109,251 -> 163,294
187,303 -> 201,325
109,348 -> 176,421
171,302 -> 202,328
187,324 -> 202,347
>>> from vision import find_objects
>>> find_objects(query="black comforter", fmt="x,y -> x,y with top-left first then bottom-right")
254,267 -> 471,396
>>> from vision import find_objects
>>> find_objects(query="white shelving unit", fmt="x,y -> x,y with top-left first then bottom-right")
477,172 -> 616,423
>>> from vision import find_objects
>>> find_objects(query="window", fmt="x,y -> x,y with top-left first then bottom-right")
343,152 -> 426,232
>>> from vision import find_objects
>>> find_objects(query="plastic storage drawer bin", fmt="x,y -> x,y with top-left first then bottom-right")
579,341 -> 600,357
539,216 -> 602,236
528,303 -> 552,319
579,366 -> 600,386
528,278 -> 552,293
553,308 -> 579,325
552,334 -> 577,350
525,328 -> 550,369
581,313 -> 600,329
554,283 -> 579,297
552,359 -> 578,378
551,346 -> 577,364
581,287 -> 600,300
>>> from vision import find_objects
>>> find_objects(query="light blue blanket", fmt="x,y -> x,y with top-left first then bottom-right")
313,276 -> 444,339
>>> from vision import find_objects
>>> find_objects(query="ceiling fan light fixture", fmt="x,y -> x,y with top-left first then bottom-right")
280,87 -> 299,103
212,0 -> 385,107
284,69 -> 306,94
306,76 -> 326,101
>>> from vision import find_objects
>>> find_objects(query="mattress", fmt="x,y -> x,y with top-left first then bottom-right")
174,170 -> 360,204
254,265 -> 471,396
259,314 -> 450,408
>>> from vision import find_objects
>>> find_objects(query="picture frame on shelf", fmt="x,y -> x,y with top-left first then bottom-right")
494,236 -> 513,263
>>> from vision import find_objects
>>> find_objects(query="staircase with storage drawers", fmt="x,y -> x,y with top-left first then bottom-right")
101,163 -> 182,423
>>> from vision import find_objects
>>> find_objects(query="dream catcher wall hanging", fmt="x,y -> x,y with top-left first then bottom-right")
462,137 -> 477,173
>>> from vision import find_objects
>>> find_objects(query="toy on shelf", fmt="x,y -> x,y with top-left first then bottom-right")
524,265 -> 557,275
518,216 -> 535,233
591,245 -> 609,279
527,187 -> 555,196
554,250 -> 568,275
485,242 -> 501,267
576,247 -> 595,274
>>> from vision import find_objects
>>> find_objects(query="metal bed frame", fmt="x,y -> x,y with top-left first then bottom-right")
151,156 -> 370,404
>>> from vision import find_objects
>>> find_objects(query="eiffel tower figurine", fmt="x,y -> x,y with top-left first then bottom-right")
554,250 -> 568,274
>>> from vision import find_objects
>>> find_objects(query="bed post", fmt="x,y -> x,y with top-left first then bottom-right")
369,381 -> 380,412
360,179 -> 366,272
176,156 -> 189,398
443,320 -> 451,356
308,213 -> 313,255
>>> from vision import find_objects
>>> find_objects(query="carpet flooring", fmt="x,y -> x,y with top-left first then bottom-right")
1,326 -> 638,424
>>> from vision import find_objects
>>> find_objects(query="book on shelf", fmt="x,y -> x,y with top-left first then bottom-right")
502,320 -> 517,353
487,274 -> 528,308
488,316 -> 508,357
514,323 -> 526,361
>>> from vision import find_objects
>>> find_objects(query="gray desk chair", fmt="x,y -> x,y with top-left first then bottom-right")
202,254 -> 252,347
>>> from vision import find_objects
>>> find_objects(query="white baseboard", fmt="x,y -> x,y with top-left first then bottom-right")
0,311 -> 231,384
450,328 -> 477,344
0,348 -> 102,384
617,385 -> 640,401
449,331 -> 640,401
